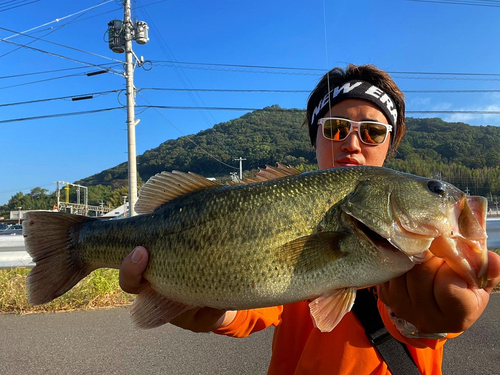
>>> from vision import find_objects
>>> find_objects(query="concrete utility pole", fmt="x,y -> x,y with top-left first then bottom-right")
107,2 -> 148,217
123,0 -> 138,217
234,157 -> 247,180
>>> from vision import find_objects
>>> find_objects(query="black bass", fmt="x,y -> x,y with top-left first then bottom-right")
23,165 -> 488,332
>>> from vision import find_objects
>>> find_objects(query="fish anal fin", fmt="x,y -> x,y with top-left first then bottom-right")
135,171 -> 223,214
309,287 -> 357,332
131,286 -> 196,329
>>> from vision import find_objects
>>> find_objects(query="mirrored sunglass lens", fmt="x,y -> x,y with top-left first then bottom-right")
323,119 -> 351,140
360,123 -> 387,144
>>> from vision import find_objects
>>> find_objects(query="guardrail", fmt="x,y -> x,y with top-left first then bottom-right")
2,218 -> 500,269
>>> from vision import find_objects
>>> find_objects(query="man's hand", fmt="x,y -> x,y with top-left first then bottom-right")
378,251 -> 500,334
119,246 -> 236,332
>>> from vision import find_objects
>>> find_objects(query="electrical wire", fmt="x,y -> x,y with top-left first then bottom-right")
0,1 -> 110,59
3,56 -> 500,83
137,91 -> 239,170
6,87 -> 500,107
0,90 -> 121,107
0,183 -> 56,195
136,0 -> 220,128
0,0 -> 39,13
3,87 -> 500,107
0,63 -> 121,80
4,106 -> 500,125
0,39 -> 123,76
151,59 -> 500,77
407,0 -> 500,7
0,25 -> 122,63
0,72 -> 106,90
0,107 -> 124,124
407,110 -> 500,114
2,0 -> 115,40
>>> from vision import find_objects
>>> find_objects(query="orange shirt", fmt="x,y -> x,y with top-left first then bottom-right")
214,300 -> 451,374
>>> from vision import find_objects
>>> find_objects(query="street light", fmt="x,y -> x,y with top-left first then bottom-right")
17,207 -> 22,224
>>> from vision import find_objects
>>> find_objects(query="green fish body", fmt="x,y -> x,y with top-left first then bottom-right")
24,165 -> 488,332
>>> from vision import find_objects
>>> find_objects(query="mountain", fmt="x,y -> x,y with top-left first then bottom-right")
76,106 -> 500,198
78,105 -> 315,187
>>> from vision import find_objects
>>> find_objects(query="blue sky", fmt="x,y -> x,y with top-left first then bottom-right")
2,0 -> 500,205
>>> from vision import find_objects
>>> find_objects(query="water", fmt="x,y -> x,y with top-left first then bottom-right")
486,218 -> 500,249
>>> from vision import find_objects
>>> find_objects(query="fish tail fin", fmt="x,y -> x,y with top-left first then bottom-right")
23,211 -> 97,305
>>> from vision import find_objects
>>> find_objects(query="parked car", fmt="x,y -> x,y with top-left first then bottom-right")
9,224 -> 22,230
0,223 -> 9,231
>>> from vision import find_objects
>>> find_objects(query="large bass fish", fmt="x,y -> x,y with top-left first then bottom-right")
23,165 -> 488,332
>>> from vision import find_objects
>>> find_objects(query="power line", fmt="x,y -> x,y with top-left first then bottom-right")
137,91 -> 239,170
0,38 -> 123,76
0,183 -> 55,196
152,59 -> 500,77
0,0 -> 39,13
151,59 -> 326,72
136,0 -> 220,128
0,25 -> 122,63
3,86 -> 500,107
0,107 -> 124,124
6,0 -> 168,38
2,0 -> 114,40
407,110 -> 500,114
5,106 -> 500,125
0,63 -> 121,80
0,1 -> 113,59
407,0 -> 500,7
0,90 -> 121,107
3,56 -> 500,84
0,72 -> 105,90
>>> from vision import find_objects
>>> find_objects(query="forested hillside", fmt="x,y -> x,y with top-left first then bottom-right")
3,105 -> 500,216
78,106 -> 500,198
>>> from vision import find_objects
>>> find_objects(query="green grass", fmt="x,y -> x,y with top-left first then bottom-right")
0,267 -> 134,314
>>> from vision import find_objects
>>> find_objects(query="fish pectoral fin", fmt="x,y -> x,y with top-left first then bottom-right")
278,231 -> 348,272
308,287 -> 357,332
131,286 -> 196,329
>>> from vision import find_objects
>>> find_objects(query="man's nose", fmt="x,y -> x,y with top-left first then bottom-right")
340,131 -> 362,152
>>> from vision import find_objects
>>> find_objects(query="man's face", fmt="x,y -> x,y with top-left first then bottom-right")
315,99 -> 391,169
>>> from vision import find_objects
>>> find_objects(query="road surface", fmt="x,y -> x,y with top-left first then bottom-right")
1,295 -> 498,374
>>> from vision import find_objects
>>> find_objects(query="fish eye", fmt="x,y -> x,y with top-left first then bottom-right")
427,180 -> 446,197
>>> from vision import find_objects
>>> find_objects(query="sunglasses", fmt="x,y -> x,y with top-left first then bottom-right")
319,117 -> 392,145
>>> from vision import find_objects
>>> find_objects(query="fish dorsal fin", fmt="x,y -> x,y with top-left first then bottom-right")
242,163 -> 301,184
135,171 -> 223,214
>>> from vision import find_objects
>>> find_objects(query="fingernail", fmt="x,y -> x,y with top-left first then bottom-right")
131,247 -> 143,263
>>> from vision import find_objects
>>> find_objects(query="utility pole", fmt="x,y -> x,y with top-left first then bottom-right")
234,157 -> 247,180
108,2 -> 149,216
123,0 -> 138,217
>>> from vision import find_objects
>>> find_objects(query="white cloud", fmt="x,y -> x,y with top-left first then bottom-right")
409,93 -> 500,126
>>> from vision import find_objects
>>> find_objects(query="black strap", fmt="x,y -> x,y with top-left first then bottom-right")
352,289 -> 421,375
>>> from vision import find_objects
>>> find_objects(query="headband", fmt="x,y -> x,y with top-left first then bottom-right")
308,80 -> 398,145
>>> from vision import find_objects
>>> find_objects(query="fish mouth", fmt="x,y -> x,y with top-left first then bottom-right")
355,218 -> 397,251
348,214 -> 432,262
344,213 -> 430,264
429,196 -> 489,288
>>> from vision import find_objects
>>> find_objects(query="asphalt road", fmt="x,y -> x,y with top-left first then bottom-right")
1,295 -> 498,374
